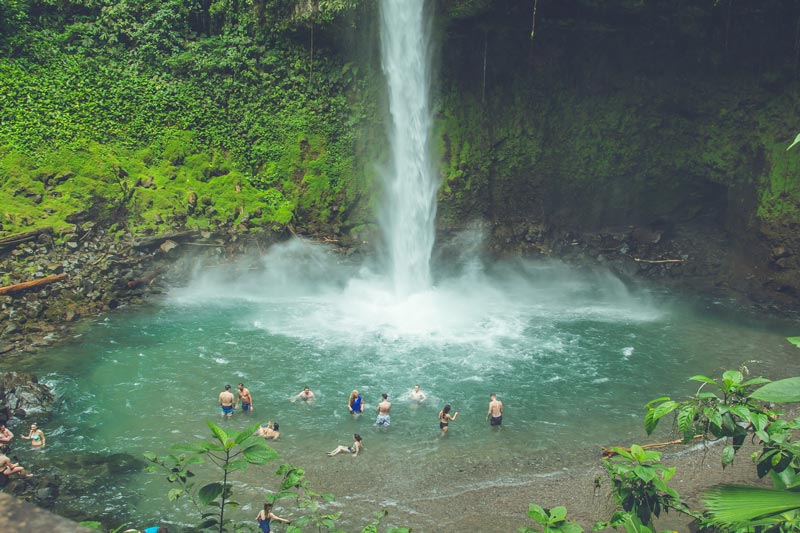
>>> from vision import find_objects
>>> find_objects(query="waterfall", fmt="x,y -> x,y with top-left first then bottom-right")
379,0 -> 437,297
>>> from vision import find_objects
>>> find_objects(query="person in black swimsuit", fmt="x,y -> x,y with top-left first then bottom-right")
438,404 -> 459,437
327,434 -> 363,457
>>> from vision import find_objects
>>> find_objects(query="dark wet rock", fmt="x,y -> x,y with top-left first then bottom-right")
1,372 -> 55,420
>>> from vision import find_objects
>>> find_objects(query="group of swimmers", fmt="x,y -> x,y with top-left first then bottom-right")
217,382 -> 505,454
0,421 -> 46,480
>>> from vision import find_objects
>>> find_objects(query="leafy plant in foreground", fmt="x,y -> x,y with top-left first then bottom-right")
145,420 -> 277,532
518,504 -> 583,533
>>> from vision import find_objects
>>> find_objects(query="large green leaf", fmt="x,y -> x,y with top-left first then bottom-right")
786,336 -> 800,348
242,443 -> 279,464
703,484 -> 800,525
207,421 -> 229,446
171,442 -> 215,454
749,377 -> 800,403
234,422 -> 262,445
198,482 -> 224,506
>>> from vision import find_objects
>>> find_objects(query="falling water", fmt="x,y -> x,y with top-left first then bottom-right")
379,0 -> 437,296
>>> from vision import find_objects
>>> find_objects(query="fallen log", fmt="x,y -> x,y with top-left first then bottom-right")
0,273 -> 68,296
628,256 -> 685,264
602,435 -> 704,459
127,268 -> 163,289
0,227 -> 53,249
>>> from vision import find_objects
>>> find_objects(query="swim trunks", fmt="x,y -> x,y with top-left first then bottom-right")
241,402 -> 251,412
221,405 -> 234,416
439,422 -> 448,429
490,415 -> 502,426
375,414 -> 391,427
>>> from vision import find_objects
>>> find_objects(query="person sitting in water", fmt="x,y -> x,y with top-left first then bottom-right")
257,422 -> 280,440
438,404 -> 459,436
0,453 -> 32,478
256,502 -> 290,533
348,390 -> 363,415
20,423 -> 44,448
327,434 -> 362,457
291,386 -> 315,403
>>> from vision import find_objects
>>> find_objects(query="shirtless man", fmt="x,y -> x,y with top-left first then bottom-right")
410,384 -> 427,402
219,385 -> 235,418
375,393 -> 392,428
486,393 -> 503,427
237,383 -> 253,414
291,386 -> 315,403
0,424 -> 13,449
0,453 -> 31,478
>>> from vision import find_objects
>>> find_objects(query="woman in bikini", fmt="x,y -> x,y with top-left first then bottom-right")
21,423 -> 45,448
255,502 -> 289,533
257,422 -> 280,440
327,434 -> 362,457
438,404 -> 459,437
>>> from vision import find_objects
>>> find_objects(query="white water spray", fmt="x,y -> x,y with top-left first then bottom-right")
379,0 -> 438,296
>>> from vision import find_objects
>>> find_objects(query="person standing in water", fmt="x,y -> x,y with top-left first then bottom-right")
348,390 -> 363,415
438,404 -> 459,436
0,424 -> 13,449
256,502 -> 290,533
410,384 -> 427,402
237,383 -> 254,414
21,423 -> 45,448
486,393 -> 503,427
219,385 -> 235,418
375,393 -> 391,428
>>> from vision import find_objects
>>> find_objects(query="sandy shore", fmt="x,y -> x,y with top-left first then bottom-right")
252,435 -> 772,532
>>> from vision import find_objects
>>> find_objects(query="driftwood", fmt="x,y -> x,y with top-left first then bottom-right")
127,268 -> 163,289
0,273 -> 68,296
602,435 -> 704,459
629,256 -> 685,264
0,227 -> 53,249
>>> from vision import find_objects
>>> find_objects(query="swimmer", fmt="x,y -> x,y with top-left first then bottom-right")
487,393 -> 503,428
410,384 -> 427,402
21,423 -> 45,448
0,424 -> 13,448
327,434 -> 362,457
438,404 -> 459,436
237,383 -> 254,414
348,390 -> 363,415
0,453 -> 31,478
291,386 -> 315,403
256,502 -> 290,533
375,393 -> 391,428
219,385 -> 235,418
257,422 -> 280,440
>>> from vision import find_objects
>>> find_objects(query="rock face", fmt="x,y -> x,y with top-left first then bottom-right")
0,226 -> 281,356
0,372 -> 55,423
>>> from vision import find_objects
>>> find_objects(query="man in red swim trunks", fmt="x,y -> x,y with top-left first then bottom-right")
486,393 -> 503,427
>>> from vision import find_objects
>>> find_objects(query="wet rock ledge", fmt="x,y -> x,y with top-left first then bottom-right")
0,224 -> 279,357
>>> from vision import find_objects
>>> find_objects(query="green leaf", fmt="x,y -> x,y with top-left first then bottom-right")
721,445 -> 735,468
207,421 -> 229,445
643,408 -> 658,436
689,375 -> 717,385
168,488 -> 184,501
143,452 -> 157,462
722,370 -> 743,386
550,505 -> 567,522
703,485 -> 800,525
226,458 -> 250,471
676,406 -> 696,435
787,135 -> 800,151
527,503 -> 548,524
750,377 -> 800,403
234,422 -> 262,445
786,336 -> 800,348
243,443 -> 279,464
198,482 -> 224,506
633,465 -> 655,483
652,400 -> 678,421
630,444 -> 646,463
78,522 -> 102,529
171,442 -> 214,454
